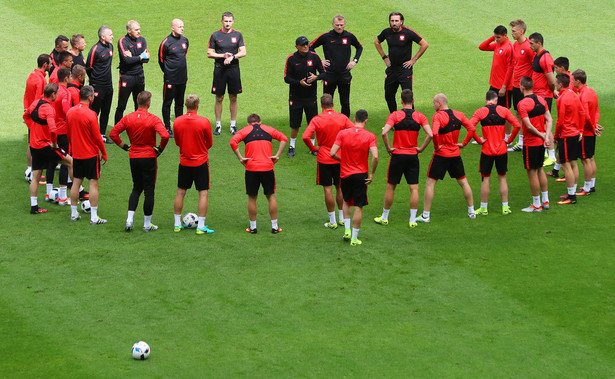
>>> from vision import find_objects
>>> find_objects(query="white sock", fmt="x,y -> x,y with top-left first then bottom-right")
216,121 -> 221,128
46,183 -> 53,196
144,215 -> 152,227
290,138 -> 296,148
230,120 -> 236,127
338,210 -> 344,222
174,214 -> 181,227
533,196 -> 541,207
311,138 -> 316,146
127,210 -> 135,224
382,208 -> 390,221
505,133 -> 511,140
67,176 -> 72,184
271,219 -> 278,229
541,191 -> 549,204
480,202 -> 488,209
548,149 -> 556,160
518,134 -> 524,146
91,206 -> 98,222
422,210 -> 431,219
468,205 -> 475,214
71,205 -> 79,218
198,217 -> 205,229
584,181 -> 591,192
502,202 -> 509,207
30,196 -> 38,207
59,186 -> 67,200
328,211 -> 336,224
554,162 -> 561,170
569,185 -> 576,195
250,220 -> 257,230
409,209 -> 417,223
590,178 -> 595,188
344,218 -> 351,230
351,228 -> 359,239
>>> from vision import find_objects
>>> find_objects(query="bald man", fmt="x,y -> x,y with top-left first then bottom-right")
158,18 -> 189,138
417,93 -> 478,222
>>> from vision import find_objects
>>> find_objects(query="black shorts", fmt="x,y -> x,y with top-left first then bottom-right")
522,145 -> 545,170
341,173 -> 368,207
579,135 -> 596,159
178,162 -> 210,191
385,67 -> 413,90
289,98 -> 318,129
558,136 -> 579,163
387,153 -> 419,184
245,170 -> 275,196
211,64 -> 242,95
545,97 -> 553,112
31,145 -> 66,170
73,156 -> 101,180
512,87 -> 524,111
427,155 -> 466,180
489,86 -> 511,108
479,153 -> 508,176
317,162 -> 340,187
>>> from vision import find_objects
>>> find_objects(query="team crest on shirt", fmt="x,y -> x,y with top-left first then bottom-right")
499,49 -> 503,54
342,38 -> 348,44
324,80 -> 328,85
137,42 -> 142,49
212,86 -> 216,92
399,35 -> 405,41
121,82 -> 127,87
94,92 -> 99,97
167,84 -> 172,89
109,51 -> 113,56
231,37 -> 237,43
521,49 -> 525,54
307,60 -> 313,66
289,100 -> 293,106
182,43 -> 187,49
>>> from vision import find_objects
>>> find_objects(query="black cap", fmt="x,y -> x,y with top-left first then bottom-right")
295,36 -> 309,46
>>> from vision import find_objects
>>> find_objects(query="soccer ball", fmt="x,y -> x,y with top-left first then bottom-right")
81,200 -> 91,213
182,212 -> 198,229
49,188 -> 60,203
25,168 -> 32,183
131,341 -> 150,360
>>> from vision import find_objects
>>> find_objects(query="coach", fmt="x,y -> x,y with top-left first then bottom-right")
86,25 -> 115,144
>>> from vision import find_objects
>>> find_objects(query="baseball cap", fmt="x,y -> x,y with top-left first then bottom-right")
295,36 -> 309,46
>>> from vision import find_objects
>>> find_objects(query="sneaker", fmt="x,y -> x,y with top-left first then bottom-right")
555,177 -> 566,182
213,126 -> 221,135
546,170 -> 559,178
196,226 -> 215,234
174,225 -> 184,233
70,215 -> 81,222
559,194 -> 569,199
39,179 -> 47,185
45,194 -> 56,203
542,201 -> 550,210
245,227 -> 257,234
521,204 -> 542,213
79,190 -> 90,200
502,205 -> 512,215
230,126 -> 237,135
57,197 -> 70,206
338,219 -> 344,226
350,238 -> 362,246
30,207 -> 48,214
575,189 -> 591,196
324,222 -> 338,230
468,212 -> 476,219
508,144 -> 522,152
271,227 -> 283,234
102,135 -> 114,144
476,207 -> 488,216
557,197 -> 577,205
343,230 -> 351,241
543,157 -> 556,167
373,216 -> 389,225
125,222 -> 133,232
416,214 -> 431,223
409,222 -> 417,228
590,187 -> 595,193
310,150 -> 317,156
90,217 -> 108,225
287,146 -> 295,157
471,140 -> 479,145
143,224 -> 158,232
167,129 -> 174,138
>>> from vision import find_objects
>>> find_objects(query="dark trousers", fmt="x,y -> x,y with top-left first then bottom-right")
46,134 -> 69,186
384,67 -> 413,114
129,157 -> 157,216
114,75 -> 145,125
162,83 -> 186,130
323,73 -> 352,117
90,85 -> 114,135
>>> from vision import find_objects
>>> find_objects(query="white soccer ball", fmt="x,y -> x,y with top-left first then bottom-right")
81,200 -> 91,213
25,168 -> 32,183
49,188 -> 60,203
131,341 -> 150,360
182,212 -> 198,229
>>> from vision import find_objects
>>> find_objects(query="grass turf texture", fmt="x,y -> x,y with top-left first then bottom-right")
1,0 -> 614,376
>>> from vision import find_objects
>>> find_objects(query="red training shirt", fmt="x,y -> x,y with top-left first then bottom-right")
23,69 -> 47,110
577,84 -> 600,135
470,104 -> 521,156
532,49 -> 555,98
333,126 -> 377,178
66,103 -> 107,160
479,36 -> 513,89
173,112 -> 213,167
302,108 -> 353,164
230,123 -> 288,172
555,88 -> 584,139
52,84 -> 71,135
505,38 -> 535,89
24,98 -> 57,148
385,108 -> 430,155
517,94 -> 548,147
431,109 -> 476,157
109,108 -> 169,158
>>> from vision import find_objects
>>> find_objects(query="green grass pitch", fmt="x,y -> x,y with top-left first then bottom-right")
1,0 -> 614,376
